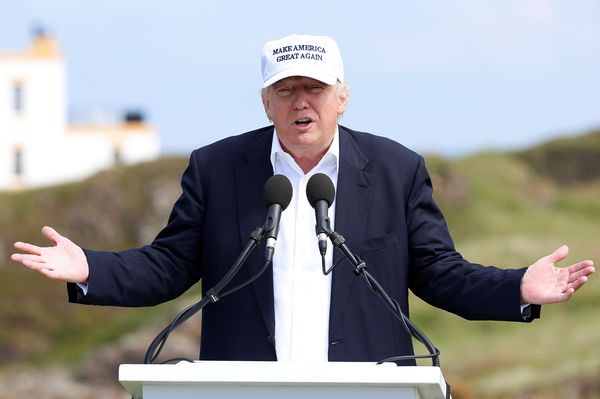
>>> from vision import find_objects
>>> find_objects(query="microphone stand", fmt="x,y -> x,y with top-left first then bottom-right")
326,230 -> 441,367
144,226 -> 266,364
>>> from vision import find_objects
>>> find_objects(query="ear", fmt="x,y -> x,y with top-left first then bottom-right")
261,90 -> 273,121
337,92 -> 348,116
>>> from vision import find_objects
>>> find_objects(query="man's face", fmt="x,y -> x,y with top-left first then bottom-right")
262,76 -> 348,160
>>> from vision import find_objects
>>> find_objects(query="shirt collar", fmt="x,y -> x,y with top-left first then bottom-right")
270,126 -> 340,175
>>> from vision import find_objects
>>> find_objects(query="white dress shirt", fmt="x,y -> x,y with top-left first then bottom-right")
79,126 -> 532,355
270,128 -> 339,362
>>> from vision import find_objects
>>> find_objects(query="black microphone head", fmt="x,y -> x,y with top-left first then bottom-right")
306,173 -> 335,208
263,174 -> 293,210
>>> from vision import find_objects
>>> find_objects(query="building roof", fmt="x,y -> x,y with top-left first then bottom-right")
0,31 -> 61,60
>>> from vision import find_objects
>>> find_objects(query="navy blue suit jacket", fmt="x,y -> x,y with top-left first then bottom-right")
68,126 -> 538,362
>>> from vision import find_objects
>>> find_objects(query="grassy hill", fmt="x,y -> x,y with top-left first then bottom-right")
1,131 -> 599,398
0,157 -> 193,368
414,131 -> 600,398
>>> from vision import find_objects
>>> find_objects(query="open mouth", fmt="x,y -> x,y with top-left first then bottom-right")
295,118 -> 313,126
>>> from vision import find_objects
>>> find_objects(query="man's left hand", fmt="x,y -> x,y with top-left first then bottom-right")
520,245 -> 595,305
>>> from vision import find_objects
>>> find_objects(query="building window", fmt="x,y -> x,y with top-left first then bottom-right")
14,149 -> 23,176
13,82 -> 24,112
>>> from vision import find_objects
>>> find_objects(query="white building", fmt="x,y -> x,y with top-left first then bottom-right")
0,31 -> 160,191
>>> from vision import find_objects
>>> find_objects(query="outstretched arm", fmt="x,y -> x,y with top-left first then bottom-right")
520,245 -> 595,305
11,226 -> 89,284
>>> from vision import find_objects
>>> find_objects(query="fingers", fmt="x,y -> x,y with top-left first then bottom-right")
41,225 -> 61,243
11,253 -> 43,263
12,225 -> 61,255
37,267 -> 63,281
547,245 -> 569,264
567,261 -> 595,283
569,275 -> 590,294
11,253 -> 63,281
23,262 -> 61,281
556,288 -> 575,303
13,241 -> 43,255
11,253 -> 48,271
551,274 -> 590,304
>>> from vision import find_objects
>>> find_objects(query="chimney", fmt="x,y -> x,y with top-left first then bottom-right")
29,25 -> 61,58
124,110 -> 145,124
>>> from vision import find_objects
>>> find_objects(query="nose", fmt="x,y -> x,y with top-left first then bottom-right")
292,90 -> 310,110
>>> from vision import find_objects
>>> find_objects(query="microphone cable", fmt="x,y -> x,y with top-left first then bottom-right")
305,173 -> 440,367
144,226 -> 265,364
144,174 -> 293,364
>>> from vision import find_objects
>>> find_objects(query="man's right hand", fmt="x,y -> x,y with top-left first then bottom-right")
11,226 -> 89,284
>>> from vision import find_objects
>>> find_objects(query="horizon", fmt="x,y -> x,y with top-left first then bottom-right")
1,1 -> 599,157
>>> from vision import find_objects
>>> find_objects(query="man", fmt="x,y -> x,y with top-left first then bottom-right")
11,34 -> 594,363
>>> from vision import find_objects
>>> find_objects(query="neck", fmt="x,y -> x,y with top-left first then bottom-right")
279,142 -> 330,174
292,152 -> 327,174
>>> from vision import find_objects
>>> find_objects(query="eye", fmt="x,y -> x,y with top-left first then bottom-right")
308,85 -> 324,93
276,87 -> 292,96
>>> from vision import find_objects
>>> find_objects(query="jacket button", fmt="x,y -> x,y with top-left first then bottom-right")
267,335 -> 274,345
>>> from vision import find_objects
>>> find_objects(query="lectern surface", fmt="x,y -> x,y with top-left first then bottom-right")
119,361 -> 448,399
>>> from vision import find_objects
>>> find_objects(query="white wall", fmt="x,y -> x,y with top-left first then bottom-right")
0,42 -> 160,191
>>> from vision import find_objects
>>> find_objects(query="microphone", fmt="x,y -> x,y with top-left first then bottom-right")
306,173 -> 335,256
145,176 -> 292,364
263,174 -> 293,262
304,175 -> 441,369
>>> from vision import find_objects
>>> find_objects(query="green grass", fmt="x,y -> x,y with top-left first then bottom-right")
412,148 -> 600,397
2,133 -> 600,398
0,157 -> 189,368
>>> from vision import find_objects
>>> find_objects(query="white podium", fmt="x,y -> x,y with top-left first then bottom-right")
119,361 -> 449,399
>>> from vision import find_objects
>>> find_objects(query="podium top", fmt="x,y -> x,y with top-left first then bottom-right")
120,361 -> 448,399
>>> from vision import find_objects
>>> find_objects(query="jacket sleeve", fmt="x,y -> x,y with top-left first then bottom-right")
406,156 -> 540,321
68,150 -> 205,307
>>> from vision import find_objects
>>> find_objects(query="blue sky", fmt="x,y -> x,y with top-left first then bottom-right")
2,0 -> 599,156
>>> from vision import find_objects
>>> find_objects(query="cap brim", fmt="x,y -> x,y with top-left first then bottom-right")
262,67 -> 338,88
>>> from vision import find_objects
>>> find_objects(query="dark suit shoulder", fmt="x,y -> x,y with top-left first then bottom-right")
191,126 -> 274,166
339,125 -> 423,170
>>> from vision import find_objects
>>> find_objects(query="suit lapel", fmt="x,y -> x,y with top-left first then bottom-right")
231,126 -> 374,342
329,127 -> 374,334
234,127 -> 276,338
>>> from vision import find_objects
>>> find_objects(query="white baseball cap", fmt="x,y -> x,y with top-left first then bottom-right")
261,34 -> 344,88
